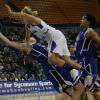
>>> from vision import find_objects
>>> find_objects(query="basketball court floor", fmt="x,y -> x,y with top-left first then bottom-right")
0,92 -> 60,100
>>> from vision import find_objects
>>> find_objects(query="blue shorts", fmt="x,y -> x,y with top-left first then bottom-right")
76,55 -> 98,79
31,44 -> 73,92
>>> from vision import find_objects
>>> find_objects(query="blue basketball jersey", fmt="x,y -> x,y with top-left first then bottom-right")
75,28 -> 93,56
75,28 -> 97,76
29,43 -> 73,92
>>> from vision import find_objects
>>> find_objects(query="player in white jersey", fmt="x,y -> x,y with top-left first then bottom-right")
5,5 -> 83,69
28,20 -> 71,57
5,5 -> 94,100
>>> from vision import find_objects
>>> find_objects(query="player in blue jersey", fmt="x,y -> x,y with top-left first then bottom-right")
72,14 -> 100,100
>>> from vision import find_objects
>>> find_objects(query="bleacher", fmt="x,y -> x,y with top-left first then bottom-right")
0,0 -> 100,24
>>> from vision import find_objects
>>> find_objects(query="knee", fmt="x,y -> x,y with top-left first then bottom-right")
94,91 -> 100,97
48,55 -> 56,64
74,83 -> 85,93
48,53 -> 58,64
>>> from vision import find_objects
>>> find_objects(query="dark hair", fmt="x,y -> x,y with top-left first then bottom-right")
84,14 -> 97,28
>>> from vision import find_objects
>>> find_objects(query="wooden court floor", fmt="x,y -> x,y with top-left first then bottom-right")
0,92 -> 60,100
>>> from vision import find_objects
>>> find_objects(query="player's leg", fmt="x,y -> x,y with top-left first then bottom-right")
93,78 -> 100,100
56,92 -> 71,100
80,90 -> 87,100
48,34 -> 80,70
93,90 -> 100,100
68,69 -> 85,100
48,50 -> 81,71
86,91 -> 95,100
48,52 -> 66,67
71,82 -> 85,100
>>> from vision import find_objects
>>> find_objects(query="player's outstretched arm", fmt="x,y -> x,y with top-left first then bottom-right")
5,4 -> 41,25
0,32 -> 25,51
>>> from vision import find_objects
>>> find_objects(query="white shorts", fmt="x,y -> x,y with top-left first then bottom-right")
48,30 -> 71,57
29,20 -> 70,57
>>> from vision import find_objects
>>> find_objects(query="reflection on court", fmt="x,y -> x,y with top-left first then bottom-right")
0,92 -> 59,100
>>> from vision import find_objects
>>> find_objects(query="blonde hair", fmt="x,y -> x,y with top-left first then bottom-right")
21,6 -> 38,16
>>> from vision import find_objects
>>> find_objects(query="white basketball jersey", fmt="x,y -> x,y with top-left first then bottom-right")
28,20 -> 70,56
28,20 -> 56,42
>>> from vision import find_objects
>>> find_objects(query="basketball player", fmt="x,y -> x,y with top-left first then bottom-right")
72,14 -> 100,100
